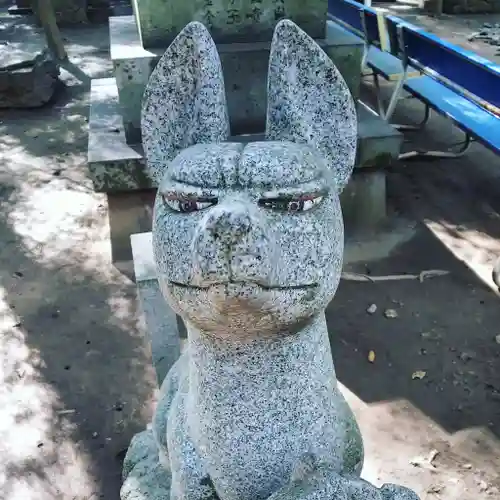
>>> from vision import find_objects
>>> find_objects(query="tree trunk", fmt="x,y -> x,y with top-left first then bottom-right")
34,0 -> 68,61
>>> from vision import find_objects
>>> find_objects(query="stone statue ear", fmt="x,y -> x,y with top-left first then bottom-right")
142,22 -> 230,184
266,20 -> 357,192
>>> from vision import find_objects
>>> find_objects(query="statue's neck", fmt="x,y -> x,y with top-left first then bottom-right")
186,315 -> 336,383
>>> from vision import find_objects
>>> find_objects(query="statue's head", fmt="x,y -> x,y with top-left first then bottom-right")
142,20 -> 357,340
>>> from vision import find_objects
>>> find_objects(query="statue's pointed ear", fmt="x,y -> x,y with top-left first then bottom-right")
142,22 -> 230,183
266,20 -> 357,192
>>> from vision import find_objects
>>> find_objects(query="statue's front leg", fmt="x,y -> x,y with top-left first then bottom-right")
168,393 -> 218,500
169,434 -> 218,500
333,387 -> 364,476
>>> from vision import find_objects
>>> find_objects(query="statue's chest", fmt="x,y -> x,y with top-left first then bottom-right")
183,384 -> 343,500
191,376 -> 342,459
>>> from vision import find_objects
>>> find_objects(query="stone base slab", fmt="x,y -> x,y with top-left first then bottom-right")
110,16 -> 364,144
107,189 -> 155,262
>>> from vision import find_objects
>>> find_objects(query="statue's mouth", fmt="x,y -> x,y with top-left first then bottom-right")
169,281 -> 318,291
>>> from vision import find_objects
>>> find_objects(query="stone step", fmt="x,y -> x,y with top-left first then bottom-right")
87,77 -> 401,193
110,15 -> 363,144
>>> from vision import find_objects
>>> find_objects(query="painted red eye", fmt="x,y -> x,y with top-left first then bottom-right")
288,201 -> 303,212
258,195 -> 324,212
161,195 -> 217,213
179,200 -> 198,213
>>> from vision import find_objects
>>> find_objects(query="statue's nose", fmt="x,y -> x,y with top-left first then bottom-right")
204,203 -> 252,243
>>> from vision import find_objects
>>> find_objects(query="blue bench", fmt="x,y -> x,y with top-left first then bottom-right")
328,0 -> 500,158
392,24 -> 500,159
328,0 -> 421,120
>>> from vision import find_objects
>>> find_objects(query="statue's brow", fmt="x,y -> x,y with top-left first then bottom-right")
167,176 -> 325,191
169,176 -> 219,189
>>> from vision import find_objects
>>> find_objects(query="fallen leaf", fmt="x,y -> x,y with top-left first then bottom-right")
410,449 -> 439,469
421,330 -> 442,340
427,484 -> 444,494
412,370 -> 427,380
368,350 -> 376,363
428,449 -> 439,465
478,480 -> 489,492
384,308 -> 398,319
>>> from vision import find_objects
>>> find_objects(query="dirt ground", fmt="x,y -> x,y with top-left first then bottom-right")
376,1 -> 500,62
0,6 -> 500,500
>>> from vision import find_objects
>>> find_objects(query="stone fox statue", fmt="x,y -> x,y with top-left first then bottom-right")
121,19 -> 420,500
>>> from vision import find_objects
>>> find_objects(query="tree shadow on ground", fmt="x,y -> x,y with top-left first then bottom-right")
0,160 -> 157,500
1,13 -> 112,164
327,81 -> 500,491
0,17 -> 155,498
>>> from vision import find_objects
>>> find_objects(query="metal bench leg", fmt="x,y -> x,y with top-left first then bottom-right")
372,72 -> 386,117
382,68 -> 407,121
393,104 -> 431,132
399,133 -> 473,161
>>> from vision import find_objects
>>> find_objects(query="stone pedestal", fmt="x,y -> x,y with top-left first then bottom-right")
110,16 -> 364,145
132,0 -> 327,49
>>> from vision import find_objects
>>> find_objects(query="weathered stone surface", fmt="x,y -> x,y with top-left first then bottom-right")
122,18 -> 418,500
267,19 -> 357,192
132,0 -> 327,49
356,101 -> 402,169
0,50 -> 60,109
110,16 -> 363,145
141,22 -> 230,185
340,170 -> 387,230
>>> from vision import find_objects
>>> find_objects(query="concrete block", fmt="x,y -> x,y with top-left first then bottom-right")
131,0 -> 327,49
131,232 -> 182,385
340,170 -> 387,230
108,189 -> 156,262
110,16 -> 363,144
356,101 -> 403,169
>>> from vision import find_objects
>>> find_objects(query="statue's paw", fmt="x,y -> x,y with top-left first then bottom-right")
120,428 -> 172,500
380,484 -> 420,500
268,466 -> 420,500
268,467 -> 381,500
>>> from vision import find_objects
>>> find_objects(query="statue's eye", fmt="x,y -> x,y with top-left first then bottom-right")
258,195 -> 324,213
162,196 -> 217,213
